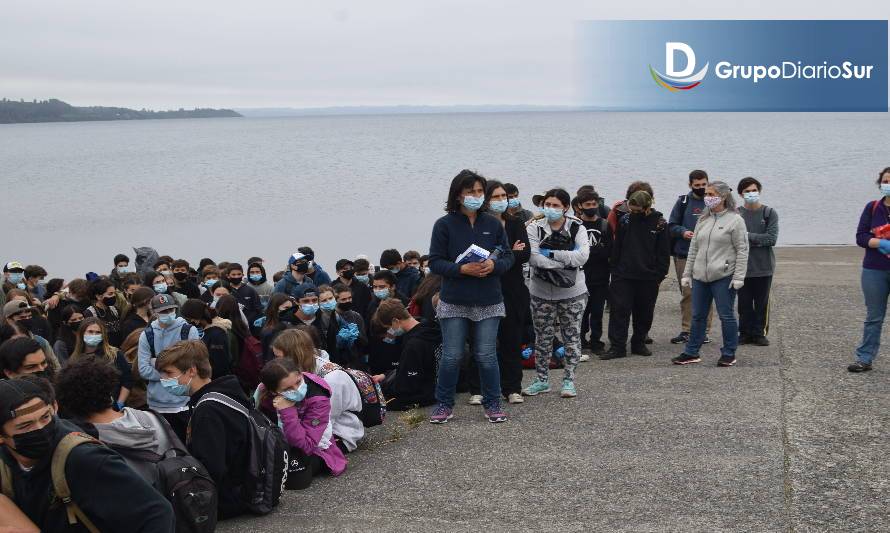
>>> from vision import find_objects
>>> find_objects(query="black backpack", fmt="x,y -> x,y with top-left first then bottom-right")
194,391 -> 288,515
108,412 -> 218,533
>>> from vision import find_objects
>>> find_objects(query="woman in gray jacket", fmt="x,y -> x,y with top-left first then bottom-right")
674,181 -> 749,367
523,188 -> 590,398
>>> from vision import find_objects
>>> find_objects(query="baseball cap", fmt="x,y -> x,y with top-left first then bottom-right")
288,252 -> 309,266
293,284 -> 318,300
2,300 -> 32,319
150,294 -> 178,313
3,261 -> 24,273
628,190 -> 653,209
0,379 -> 48,426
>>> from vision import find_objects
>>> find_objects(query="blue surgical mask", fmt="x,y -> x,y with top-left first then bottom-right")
281,380 -> 308,403
158,311 -> 176,325
423,267 -> 431,276
83,333 -> 103,347
160,375 -> 192,396
16,283 -> 26,290
249,274 -> 263,282
462,195 -> 484,211
153,282 -> 168,294
355,274 -> 370,284
320,300 -> 337,312
203,279 -> 218,288
542,207 -> 564,222
489,199 -> 508,213
374,289 -> 390,300
388,326 -> 405,337
743,191 -> 760,204
389,267 -> 400,275
300,303 -> 319,316
507,198 -> 521,209
881,184 -> 890,197
116,266 -> 130,275
8,273 -> 24,284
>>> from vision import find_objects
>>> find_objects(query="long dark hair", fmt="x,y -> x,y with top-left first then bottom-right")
483,179 -> 516,221
445,169 -> 487,213
259,358 -> 300,402
263,293 -> 293,332
120,287 -> 155,324
413,273 -> 442,304
215,295 -> 249,340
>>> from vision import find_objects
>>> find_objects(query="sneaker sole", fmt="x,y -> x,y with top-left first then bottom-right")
486,415 -> 508,423
508,397 -> 525,404
468,399 -> 482,405
672,358 -> 701,365
429,414 -> 454,424
521,388 -> 551,396
717,360 -> 737,367
560,391 -> 577,398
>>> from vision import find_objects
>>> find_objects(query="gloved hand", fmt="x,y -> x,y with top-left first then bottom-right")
114,401 -> 125,412
680,277 -> 692,288
521,347 -> 533,360
553,346 -> 566,359
879,239 -> 890,255
731,280 -> 745,290
253,316 -> 267,328
538,247 -> 552,258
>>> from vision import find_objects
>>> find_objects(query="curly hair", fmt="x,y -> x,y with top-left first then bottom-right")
56,357 -> 119,419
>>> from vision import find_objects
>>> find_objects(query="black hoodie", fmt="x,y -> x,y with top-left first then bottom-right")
187,375 -> 251,520
0,417 -> 174,532
384,319 -> 441,411
610,210 -> 671,281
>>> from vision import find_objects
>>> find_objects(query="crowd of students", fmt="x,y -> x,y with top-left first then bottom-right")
15,165 -> 890,531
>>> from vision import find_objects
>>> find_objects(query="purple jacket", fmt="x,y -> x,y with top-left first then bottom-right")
278,372 -> 347,476
856,200 -> 890,271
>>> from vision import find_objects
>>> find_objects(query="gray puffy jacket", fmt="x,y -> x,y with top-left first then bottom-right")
683,209 -> 749,284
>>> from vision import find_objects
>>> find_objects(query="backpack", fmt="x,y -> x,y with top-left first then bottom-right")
234,335 -> 264,393
317,361 -> 386,427
144,322 -> 194,358
108,413 -> 217,533
668,194 -> 690,253
534,220 -> 582,289
0,432 -> 102,532
193,392 -> 287,515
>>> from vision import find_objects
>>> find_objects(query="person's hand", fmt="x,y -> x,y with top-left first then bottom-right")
371,374 -> 385,383
44,294 -> 60,310
680,277 -> 692,288
477,259 -> 495,277
683,231 -> 694,240
731,280 -> 744,290
512,240 -> 526,251
460,262 -> 485,276
879,239 -> 890,255
272,395 -> 296,411
538,247 -> 552,258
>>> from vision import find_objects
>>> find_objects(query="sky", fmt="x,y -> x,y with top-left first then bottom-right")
1,0 -> 888,110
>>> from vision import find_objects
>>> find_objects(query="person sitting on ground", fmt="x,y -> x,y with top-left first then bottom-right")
259,357 -> 347,489
353,258 -> 372,287
0,377 -> 175,531
156,340 -> 251,519
181,299 -> 233,379
288,285 -> 327,350
409,273 -> 442,322
323,284 -> 368,369
333,258 -> 373,324
404,250 -> 424,276
380,249 -> 423,298
69,318 -> 132,409
260,293 -> 296,361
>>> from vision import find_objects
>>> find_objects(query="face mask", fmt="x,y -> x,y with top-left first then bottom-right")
8,273 -> 24,284
355,274 -> 370,285
881,183 -> 890,197
542,207 -> 564,222
211,297 -> 220,307
83,333 -> 103,347
743,191 -> 760,204
11,417 -> 56,460
337,302 -> 353,313
281,380 -> 308,403
33,369 -> 53,381
388,326 -> 405,337
173,272 -> 188,282
692,187 -> 706,198
320,300 -> 337,312
153,282 -> 168,294
489,199 -> 508,213
423,267 -> 431,275
16,283 -> 26,290
203,279 -> 218,288
300,303 -> 319,316
37,280 -> 47,287
116,266 -> 130,275
294,263 -> 309,274
17,318 -> 33,331
462,195 -> 484,211
68,320 -> 82,330
704,196 -> 722,209
389,267 -> 400,275
508,198 -> 521,209
374,289 -> 390,300
340,269 -> 355,280
160,375 -> 192,396
158,312 -> 176,325
102,296 -> 117,307
249,274 -> 263,283
582,207 -> 599,218
278,307 -> 295,322
228,277 -> 242,286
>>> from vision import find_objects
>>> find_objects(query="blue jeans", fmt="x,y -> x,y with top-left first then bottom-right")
436,316 -> 502,408
855,268 -> 890,364
685,277 -> 738,357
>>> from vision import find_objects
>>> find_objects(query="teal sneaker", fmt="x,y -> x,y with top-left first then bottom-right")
522,379 -> 551,396
560,380 -> 577,398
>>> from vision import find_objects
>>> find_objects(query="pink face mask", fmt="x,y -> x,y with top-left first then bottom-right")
704,196 -> 722,209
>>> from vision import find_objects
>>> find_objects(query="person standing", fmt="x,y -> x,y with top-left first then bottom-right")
673,182 -> 749,367
576,189 -> 612,356
737,177 -> 779,347
504,182 -> 534,224
849,167 -> 890,372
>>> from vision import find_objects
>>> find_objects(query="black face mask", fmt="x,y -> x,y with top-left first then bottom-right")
173,272 -> 188,282
692,187 -> 706,198
340,269 -> 355,280
12,416 -> 56,460
17,318 -> 32,332
68,320 -> 82,330
34,368 -> 53,381
582,207 -> 599,218
279,308 -> 297,324
228,277 -> 243,286
337,302 -> 353,313
294,263 -> 309,274
102,296 -> 117,307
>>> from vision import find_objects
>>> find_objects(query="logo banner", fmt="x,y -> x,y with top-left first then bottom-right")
578,20 -> 888,111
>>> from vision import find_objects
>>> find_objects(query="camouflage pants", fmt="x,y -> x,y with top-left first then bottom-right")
531,293 -> 588,383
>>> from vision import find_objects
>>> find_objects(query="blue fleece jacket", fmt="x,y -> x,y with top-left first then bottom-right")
273,271 -> 318,298
429,212 -> 515,306
137,316 -> 201,411
668,192 -> 707,257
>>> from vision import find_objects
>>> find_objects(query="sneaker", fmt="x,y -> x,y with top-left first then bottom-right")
468,394 -> 483,405
560,380 -> 577,398
703,336 -> 712,344
428,404 -> 454,424
671,353 -> 701,365
522,380 -> 552,396
717,355 -> 737,367
738,334 -> 753,345
670,332 -> 690,344
579,353 -> 591,362
590,341 -> 606,355
484,403 -> 508,423
507,393 -> 524,404
752,335 -> 770,347
644,336 -> 653,345
847,361 -> 873,373
599,347 -> 627,360
631,345 -> 653,357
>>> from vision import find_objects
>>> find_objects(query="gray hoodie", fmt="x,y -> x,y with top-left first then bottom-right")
137,316 -> 201,412
683,209 -> 749,284
94,408 -> 173,455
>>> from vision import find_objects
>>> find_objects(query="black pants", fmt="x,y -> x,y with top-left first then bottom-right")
285,447 -> 327,490
738,275 -> 772,337
581,283 -> 609,347
607,278 -> 660,351
160,410 -> 191,445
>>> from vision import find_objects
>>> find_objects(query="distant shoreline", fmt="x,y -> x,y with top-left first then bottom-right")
0,98 -> 241,125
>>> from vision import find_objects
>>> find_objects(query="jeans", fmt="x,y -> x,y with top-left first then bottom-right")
855,268 -> 890,365
675,256 -> 713,333
436,316 -> 502,408
685,277 -> 738,357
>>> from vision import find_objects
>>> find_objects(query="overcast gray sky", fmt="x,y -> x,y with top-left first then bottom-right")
2,0 -> 887,110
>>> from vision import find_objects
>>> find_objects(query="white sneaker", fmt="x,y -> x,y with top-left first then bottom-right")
507,393 -> 524,404
468,394 -> 483,405
579,353 -> 591,362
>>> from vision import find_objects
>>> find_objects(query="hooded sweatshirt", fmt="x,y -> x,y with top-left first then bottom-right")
137,316 -> 201,412
385,319 -> 441,411
273,271 -> 317,299
313,358 -> 364,452
93,408 -> 173,455
610,210 -> 671,281
202,317 -> 233,379
527,215 -> 590,300
247,262 -> 274,302
683,209 -> 750,284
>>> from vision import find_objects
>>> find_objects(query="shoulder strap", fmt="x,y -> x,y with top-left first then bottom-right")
195,391 -> 251,419
569,220 -> 580,241
762,206 -> 772,224
52,432 -> 102,533
871,200 -> 881,217
179,323 -> 192,341
0,458 -> 13,498
144,326 -> 156,359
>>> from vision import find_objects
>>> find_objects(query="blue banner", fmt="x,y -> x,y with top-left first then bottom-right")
578,20 -> 888,111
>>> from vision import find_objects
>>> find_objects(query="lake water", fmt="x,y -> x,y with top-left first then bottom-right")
1,111 -> 888,278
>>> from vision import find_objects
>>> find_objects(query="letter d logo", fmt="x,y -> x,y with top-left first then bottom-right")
649,42 -> 709,92
666,42 -> 695,77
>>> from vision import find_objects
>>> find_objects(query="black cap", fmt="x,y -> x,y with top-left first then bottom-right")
0,379 -> 47,426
